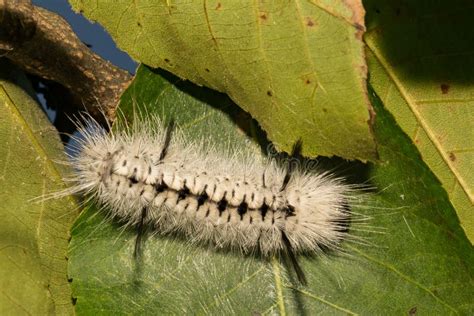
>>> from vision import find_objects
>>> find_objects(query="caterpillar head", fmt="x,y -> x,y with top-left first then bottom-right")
72,122 -> 118,194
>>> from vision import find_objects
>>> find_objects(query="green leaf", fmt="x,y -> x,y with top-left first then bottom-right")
364,0 -> 474,243
69,0 -> 376,161
69,66 -> 473,314
0,61 -> 76,315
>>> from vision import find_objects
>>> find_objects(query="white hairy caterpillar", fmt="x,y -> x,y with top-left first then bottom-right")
62,114 -> 361,284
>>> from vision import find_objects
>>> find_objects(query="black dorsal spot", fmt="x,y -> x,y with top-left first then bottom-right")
129,176 -> 139,184
238,202 -> 248,220
177,186 -> 190,202
122,159 -> 127,167
155,182 -> 168,193
148,166 -> 152,175
197,191 -> 208,206
260,202 -> 269,220
286,205 -> 296,218
217,199 -> 227,214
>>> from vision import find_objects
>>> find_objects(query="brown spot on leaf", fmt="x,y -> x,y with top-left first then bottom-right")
322,108 -> 328,113
354,23 -> 364,31
267,90 -> 273,96
215,2 -> 222,10
449,152 -> 456,161
164,58 -> 170,63
205,68 -> 210,72
137,22 -> 142,27
346,0 -> 366,39
306,17 -> 315,27
408,306 -> 417,315
305,79 -> 311,84
440,83 -> 450,94
260,13 -> 267,20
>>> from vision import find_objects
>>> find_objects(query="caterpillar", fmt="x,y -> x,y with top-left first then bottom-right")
63,114 -> 359,285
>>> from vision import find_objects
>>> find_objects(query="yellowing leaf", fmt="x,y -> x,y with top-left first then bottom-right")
0,61 -> 76,315
364,0 -> 474,242
69,0 -> 377,161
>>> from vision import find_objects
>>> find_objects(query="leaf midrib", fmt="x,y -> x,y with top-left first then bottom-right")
1,85 -> 65,235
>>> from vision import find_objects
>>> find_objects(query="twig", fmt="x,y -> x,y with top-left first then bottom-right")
0,0 -> 132,121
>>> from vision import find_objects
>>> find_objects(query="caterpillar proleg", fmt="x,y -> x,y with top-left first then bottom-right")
64,114 -> 359,285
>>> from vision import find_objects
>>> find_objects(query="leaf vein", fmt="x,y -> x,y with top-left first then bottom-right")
348,245 -> 459,313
